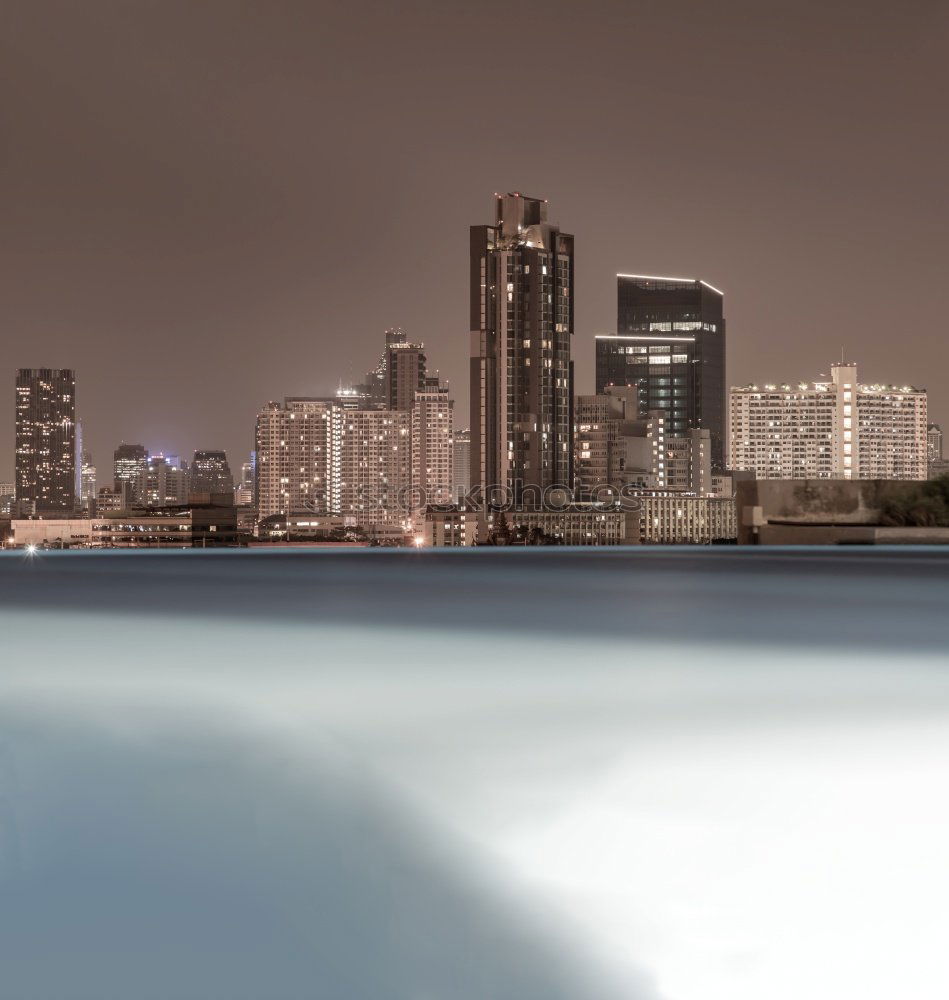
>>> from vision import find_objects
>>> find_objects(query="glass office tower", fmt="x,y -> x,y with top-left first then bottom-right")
597,274 -> 726,471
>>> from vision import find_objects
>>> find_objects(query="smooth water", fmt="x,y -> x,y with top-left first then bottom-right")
2,547 -> 948,1000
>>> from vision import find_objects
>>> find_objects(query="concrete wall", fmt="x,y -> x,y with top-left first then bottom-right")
737,479 -> 949,544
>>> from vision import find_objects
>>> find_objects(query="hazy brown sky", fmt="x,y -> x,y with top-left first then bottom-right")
2,0 -> 947,480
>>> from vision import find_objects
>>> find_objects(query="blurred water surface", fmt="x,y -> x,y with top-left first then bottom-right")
2,547 -> 949,1000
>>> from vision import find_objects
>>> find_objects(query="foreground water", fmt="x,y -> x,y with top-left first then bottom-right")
2,547 -> 948,1000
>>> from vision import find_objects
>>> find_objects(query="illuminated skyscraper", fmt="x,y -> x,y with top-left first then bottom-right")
597,275 -> 726,471
470,193 -> 574,501
113,443 -> 148,505
15,368 -> 77,512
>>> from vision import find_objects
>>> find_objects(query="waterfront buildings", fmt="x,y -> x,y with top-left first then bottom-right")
470,192 -> 574,500
636,493 -> 736,544
596,275 -> 726,471
422,504 -> 639,546
729,361 -> 927,481
15,368 -> 77,512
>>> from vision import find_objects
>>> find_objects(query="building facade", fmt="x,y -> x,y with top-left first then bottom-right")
635,493 -> 736,544
597,275 -> 726,471
113,444 -> 148,505
190,450 -> 233,495
339,409 -> 412,531
255,398 -> 341,521
452,428 -> 471,503
470,192 -> 574,501
729,362 -> 927,481
15,368 -> 77,512
574,387 -> 666,493
411,387 -> 454,521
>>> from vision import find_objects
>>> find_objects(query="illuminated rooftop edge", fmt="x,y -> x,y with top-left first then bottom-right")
616,274 -> 725,296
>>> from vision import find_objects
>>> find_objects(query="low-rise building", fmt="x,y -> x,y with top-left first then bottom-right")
634,493 -> 736,544
93,495 -> 238,547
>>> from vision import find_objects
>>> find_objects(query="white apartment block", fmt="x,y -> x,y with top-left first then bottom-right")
255,398 -> 341,520
729,362 -> 926,481
340,409 -> 412,530
411,387 -> 454,512
257,388 -> 454,535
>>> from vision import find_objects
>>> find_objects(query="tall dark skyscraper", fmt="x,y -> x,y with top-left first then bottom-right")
596,274 -> 726,471
470,193 -> 574,501
15,368 -> 77,512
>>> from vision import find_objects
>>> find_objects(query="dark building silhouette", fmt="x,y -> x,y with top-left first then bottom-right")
15,368 -> 77,512
113,443 -> 148,504
470,193 -> 574,501
596,275 -> 726,471
190,450 -> 233,495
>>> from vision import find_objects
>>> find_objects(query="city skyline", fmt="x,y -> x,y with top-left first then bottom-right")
3,1 -> 946,481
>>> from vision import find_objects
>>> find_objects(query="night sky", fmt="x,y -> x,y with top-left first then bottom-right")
3,0 -> 946,480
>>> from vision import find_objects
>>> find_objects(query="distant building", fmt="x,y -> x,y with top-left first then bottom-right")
452,428 -> 471,503
92,495 -> 237,547
15,368 -> 77,512
340,409 -> 412,532
113,444 -> 148,504
79,451 -> 97,511
636,493 -> 736,544
597,275 -> 726,470
10,518 -> 94,548
95,486 -> 125,512
255,398 -> 341,521
411,387 -> 453,523
190,450 -> 233,496
142,454 -> 190,506
0,483 -> 14,517
729,362 -> 927,481
470,192 -> 574,501
574,387 -> 665,493
928,424 -> 943,463
422,504 -> 639,547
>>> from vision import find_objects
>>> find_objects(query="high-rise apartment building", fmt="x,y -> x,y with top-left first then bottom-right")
729,362 -> 927,480
15,368 -> 77,512
470,192 -> 574,501
387,342 -> 428,411
255,399 -> 341,520
339,409 -> 412,531
411,386 -> 454,520
113,444 -> 148,505
597,275 -> 726,471
190,450 -> 233,496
